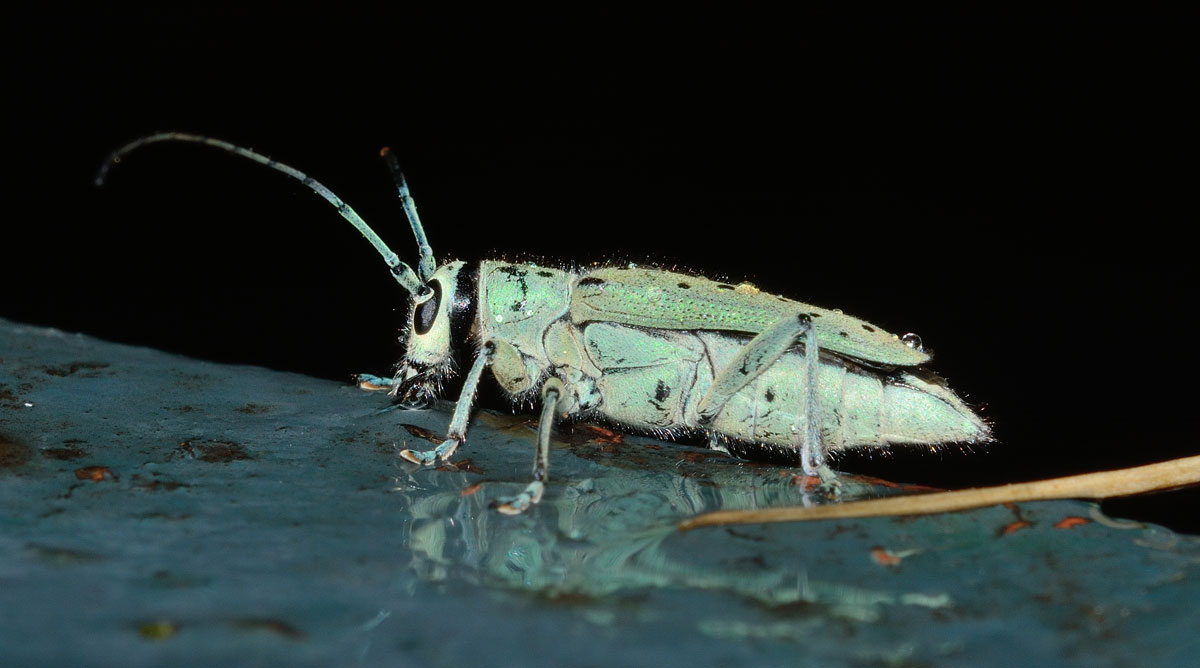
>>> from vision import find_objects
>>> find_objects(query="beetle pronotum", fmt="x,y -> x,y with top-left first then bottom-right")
99,133 -> 991,515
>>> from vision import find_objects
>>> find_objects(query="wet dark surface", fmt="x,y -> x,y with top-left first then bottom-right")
2,319 -> 1198,667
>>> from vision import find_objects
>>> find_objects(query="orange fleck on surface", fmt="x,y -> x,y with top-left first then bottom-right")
784,472 -> 821,489
74,466 -> 114,481
452,458 -> 483,474
461,482 -> 483,497
583,424 -> 624,444
870,547 -> 903,567
1001,520 -> 1033,535
1054,516 -> 1090,529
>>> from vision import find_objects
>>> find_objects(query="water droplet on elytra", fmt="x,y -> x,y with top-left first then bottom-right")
901,332 -> 924,351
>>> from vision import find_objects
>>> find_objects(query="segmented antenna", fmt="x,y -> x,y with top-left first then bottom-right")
380,147 -> 436,282
95,132 -> 427,297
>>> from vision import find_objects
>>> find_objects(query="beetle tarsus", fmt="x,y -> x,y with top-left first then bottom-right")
400,435 -> 462,465
355,372 -> 396,392
398,448 -> 438,466
814,464 -> 842,497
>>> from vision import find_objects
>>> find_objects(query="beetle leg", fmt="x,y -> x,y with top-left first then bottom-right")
354,373 -> 397,391
695,313 -> 826,477
493,377 -> 565,515
399,342 -> 494,465
798,317 -> 824,477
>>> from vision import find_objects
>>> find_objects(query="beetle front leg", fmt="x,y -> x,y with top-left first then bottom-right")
354,373 -> 397,391
399,342 -> 494,465
493,377 -> 566,515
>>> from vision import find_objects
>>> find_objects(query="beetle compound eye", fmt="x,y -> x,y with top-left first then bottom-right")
413,281 -> 442,335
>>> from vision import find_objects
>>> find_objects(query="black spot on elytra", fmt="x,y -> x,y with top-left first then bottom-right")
654,380 -> 671,403
809,312 -> 821,318
578,277 -> 605,288
839,331 -> 849,338
764,389 -> 776,403
496,266 -> 528,278
861,324 -> 876,332
677,282 -> 691,289
717,284 -> 735,290
537,270 -> 553,277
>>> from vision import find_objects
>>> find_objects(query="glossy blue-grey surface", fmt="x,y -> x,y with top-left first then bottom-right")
2,319 -> 1197,667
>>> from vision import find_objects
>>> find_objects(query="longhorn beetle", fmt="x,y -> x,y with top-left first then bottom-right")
98,133 -> 992,515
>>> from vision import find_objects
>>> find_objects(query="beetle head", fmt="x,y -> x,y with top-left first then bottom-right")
393,260 -> 474,403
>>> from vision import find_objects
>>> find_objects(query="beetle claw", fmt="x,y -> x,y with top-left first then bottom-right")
398,448 -> 438,466
354,373 -> 395,392
399,437 -> 460,466
815,465 -> 842,497
436,438 -> 460,461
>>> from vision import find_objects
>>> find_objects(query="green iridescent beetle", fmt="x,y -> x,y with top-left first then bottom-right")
98,133 -> 992,515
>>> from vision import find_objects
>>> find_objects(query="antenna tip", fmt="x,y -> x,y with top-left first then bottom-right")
94,156 -> 120,187
379,146 -> 392,158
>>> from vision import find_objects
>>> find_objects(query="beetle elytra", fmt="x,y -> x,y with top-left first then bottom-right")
99,133 -> 992,515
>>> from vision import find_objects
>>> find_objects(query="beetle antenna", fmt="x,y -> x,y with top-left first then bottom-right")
96,132 -> 425,297
379,147 -> 436,282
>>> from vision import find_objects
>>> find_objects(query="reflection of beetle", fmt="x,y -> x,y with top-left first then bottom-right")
100,133 -> 991,515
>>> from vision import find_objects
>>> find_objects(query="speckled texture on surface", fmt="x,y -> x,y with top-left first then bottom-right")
1,318 -> 1197,667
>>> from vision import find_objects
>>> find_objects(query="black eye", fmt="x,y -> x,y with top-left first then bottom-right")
413,281 -> 442,335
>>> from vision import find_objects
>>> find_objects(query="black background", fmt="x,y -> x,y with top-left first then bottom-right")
4,10 -> 1196,530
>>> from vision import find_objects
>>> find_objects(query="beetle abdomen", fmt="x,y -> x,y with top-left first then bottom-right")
693,332 -> 990,455
574,324 -> 989,459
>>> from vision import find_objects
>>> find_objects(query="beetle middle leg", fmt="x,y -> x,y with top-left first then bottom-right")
398,342 -> 495,465
492,377 -> 566,515
695,313 -> 828,478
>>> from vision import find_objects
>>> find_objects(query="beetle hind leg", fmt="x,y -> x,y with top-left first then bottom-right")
797,318 -> 825,478
695,313 -> 831,480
